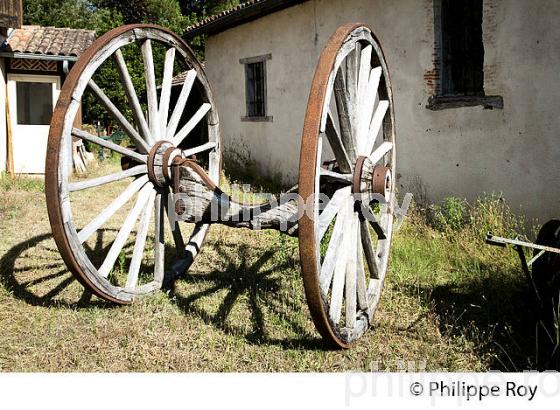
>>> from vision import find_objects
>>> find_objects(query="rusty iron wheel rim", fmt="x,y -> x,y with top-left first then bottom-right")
298,23 -> 397,348
45,24 -> 222,304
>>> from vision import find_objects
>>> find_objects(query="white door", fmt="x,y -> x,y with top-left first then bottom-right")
7,74 -> 60,174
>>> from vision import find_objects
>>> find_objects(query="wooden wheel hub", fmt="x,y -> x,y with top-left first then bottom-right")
147,141 -> 182,187
353,156 -> 392,201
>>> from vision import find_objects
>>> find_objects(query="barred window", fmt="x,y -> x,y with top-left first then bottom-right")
245,61 -> 266,117
240,54 -> 272,121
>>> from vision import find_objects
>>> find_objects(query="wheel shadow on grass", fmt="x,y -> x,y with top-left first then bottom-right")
169,241 -> 326,350
401,263 -> 557,371
0,232 -> 113,309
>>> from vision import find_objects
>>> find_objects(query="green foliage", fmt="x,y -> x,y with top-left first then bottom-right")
23,0 -> 98,29
432,197 -> 468,232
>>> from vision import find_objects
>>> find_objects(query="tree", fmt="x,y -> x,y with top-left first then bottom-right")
22,0 -> 239,126
23,0 -> 98,29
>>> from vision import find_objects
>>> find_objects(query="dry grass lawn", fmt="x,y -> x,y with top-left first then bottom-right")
0,165 -> 550,372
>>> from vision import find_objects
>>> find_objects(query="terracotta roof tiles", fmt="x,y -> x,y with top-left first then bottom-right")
4,25 -> 95,57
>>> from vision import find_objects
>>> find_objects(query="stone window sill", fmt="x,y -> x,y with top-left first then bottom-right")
241,116 -> 273,122
426,95 -> 503,111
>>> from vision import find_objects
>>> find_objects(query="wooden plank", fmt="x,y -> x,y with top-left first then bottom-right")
369,141 -> 393,165
319,195 -> 349,294
325,110 -> 351,173
98,184 -> 154,277
72,127 -> 147,164
77,175 -> 149,243
87,80 -> 150,153
113,49 -> 153,145
360,220 -> 379,280
171,103 -> 212,146
363,100 -> 389,156
357,67 -> 381,154
166,69 -> 197,141
126,190 -> 155,290
345,212 -> 358,328
153,192 -> 165,283
317,186 -> 351,241
69,165 -> 147,192
159,47 -> 176,137
5,84 -> 14,176
141,39 -> 159,139
329,199 -> 354,324
333,69 -> 356,162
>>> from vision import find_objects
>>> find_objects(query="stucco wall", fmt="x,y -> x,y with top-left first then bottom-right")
0,57 -> 6,173
204,0 -> 560,221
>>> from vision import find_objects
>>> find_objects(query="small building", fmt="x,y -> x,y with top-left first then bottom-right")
1,2 -> 95,174
185,0 -> 560,221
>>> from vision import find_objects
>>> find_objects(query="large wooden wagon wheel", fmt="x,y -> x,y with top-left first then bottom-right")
298,23 -> 396,347
45,23 -> 396,348
45,25 -> 221,303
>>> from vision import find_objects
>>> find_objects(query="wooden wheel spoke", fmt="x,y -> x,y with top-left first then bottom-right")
126,190 -> 155,290
355,227 -> 369,313
181,142 -> 217,158
141,39 -> 159,138
325,110 -> 352,173
68,165 -> 147,192
153,191 -> 165,283
363,100 -> 389,156
77,176 -> 150,244
72,127 -> 147,164
329,200 -> 355,324
171,103 -> 212,146
357,67 -> 381,152
344,212 -> 359,328
319,195 -> 350,294
369,141 -> 393,165
333,69 -> 356,162
168,222 -> 208,277
344,44 -> 360,131
113,49 -> 152,145
159,47 -> 176,137
357,45 -> 373,116
87,80 -> 150,153
165,69 -> 197,141
163,190 -> 186,258
360,220 -> 380,280
98,183 -> 154,278
319,169 -> 352,185
317,186 -> 351,241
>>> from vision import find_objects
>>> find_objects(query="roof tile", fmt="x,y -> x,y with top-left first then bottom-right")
5,25 -> 96,57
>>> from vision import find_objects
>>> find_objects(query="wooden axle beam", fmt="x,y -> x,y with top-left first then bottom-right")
170,159 -> 300,236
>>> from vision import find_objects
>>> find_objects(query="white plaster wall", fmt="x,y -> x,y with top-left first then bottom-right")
0,58 -> 6,173
204,0 -> 560,221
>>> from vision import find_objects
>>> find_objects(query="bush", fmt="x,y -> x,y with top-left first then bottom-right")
431,197 -> 468,232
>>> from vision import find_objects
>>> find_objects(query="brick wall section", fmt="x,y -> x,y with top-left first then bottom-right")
424,0 -> 441,96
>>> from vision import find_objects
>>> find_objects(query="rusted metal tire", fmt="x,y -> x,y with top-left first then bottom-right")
45,25 -> 221,304
298,23 -> 396,348
533,220 -> 560,317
